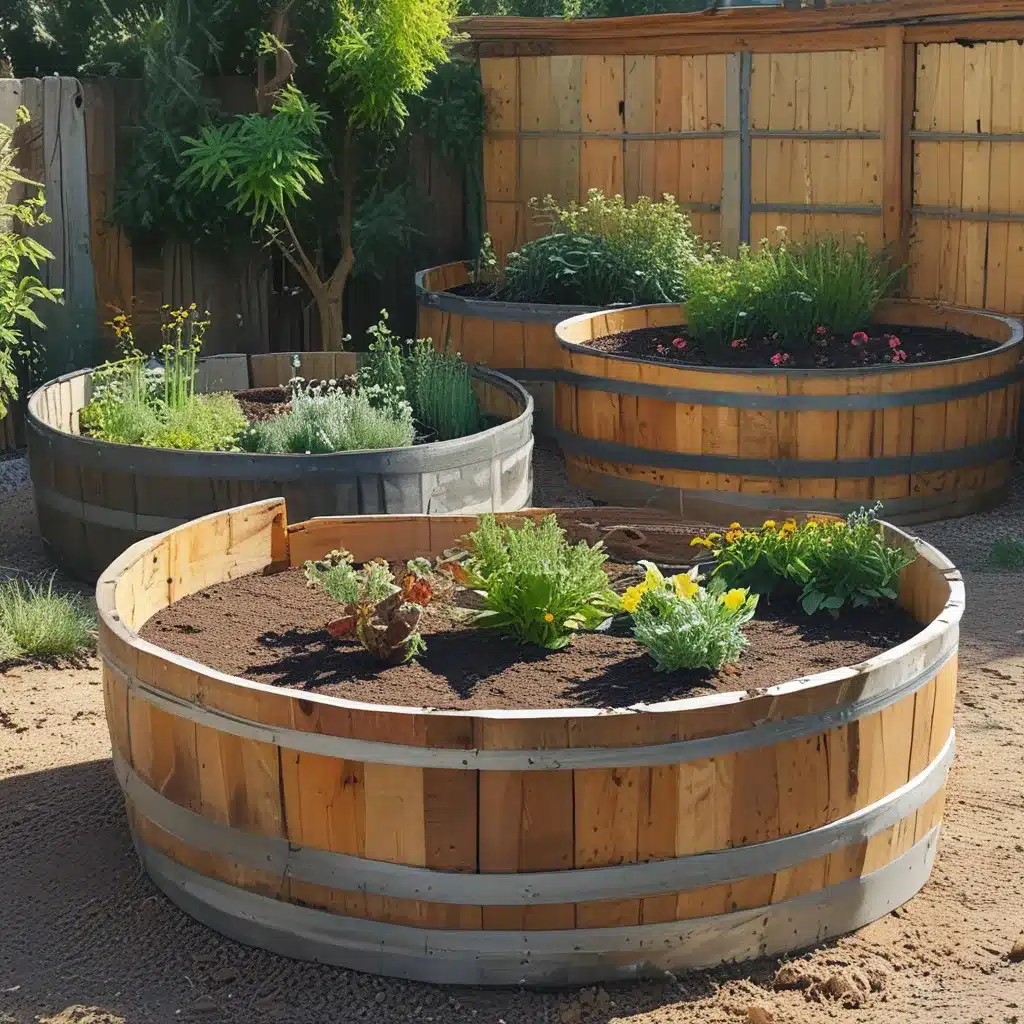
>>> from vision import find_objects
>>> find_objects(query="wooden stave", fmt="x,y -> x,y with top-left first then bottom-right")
97,501 -> 960,981
26,359 -> 535,581
553,299 -> 1023,523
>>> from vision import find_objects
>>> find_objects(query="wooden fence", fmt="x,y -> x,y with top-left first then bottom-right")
0,76 -> 467,453
467,0 -> 1024,323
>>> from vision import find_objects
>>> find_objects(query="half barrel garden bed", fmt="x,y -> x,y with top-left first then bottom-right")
554,299 -> 1022,524
98,498 -> 961,986
27,350 -> 533,581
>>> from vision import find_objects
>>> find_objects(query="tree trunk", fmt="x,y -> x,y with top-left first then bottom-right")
318,292 -> 345,352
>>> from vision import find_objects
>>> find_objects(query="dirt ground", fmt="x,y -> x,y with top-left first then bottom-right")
2,446 -> 1024,1024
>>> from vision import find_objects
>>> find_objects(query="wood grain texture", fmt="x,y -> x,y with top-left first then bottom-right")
101,499 -> 959,953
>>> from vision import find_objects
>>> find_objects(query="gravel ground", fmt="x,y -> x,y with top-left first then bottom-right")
0,452 -> 27,499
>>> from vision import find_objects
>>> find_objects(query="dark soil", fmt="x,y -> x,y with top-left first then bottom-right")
139,563 -> 922,711
587,324 -> 997,370
446,281 -> 503,300
234,386 -> 291,423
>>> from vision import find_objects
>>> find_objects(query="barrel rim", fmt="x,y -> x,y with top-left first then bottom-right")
415,262 -> 607,323
26,362 -> 535,473
96,500 -> 964,724
554,299 -> 1024,377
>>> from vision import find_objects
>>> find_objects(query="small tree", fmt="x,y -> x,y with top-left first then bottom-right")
0,107 -> 62,418
180,0 -> 459,351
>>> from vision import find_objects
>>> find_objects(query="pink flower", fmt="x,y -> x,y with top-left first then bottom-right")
656,344 -> 668,355
851,331 -> 869,346
770,352 -> 790,367
672,336 -> 687,349
888,335 -> 902,349
893,349 -> 908,363
815,326 -> 828,337
731,338 -> 747,349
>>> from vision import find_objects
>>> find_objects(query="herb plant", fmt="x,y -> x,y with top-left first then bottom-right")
80,306 -> 247,451
697,505 -> 915,617
461,514 -> 621,649
685,235 -> 901,357
497,190 -> 704,306
239,379 -> 415,454
625,561 -> 757,672
304,549 -> 434,663
0,107 -> 63,418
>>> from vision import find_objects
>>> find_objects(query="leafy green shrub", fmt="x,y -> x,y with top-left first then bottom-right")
462,514 -> 621,649
625,562 -> 757,672
698,505 -> 915,617
497,190 -> 704,306
685,236 -> 901,353
99,392 -> 247,451
1,107 -> 63,418
0,576 -> 95,660
240,381 -> 414,454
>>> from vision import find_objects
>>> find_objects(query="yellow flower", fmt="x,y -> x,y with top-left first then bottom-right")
672,573 -> 700,600
642,560 -> 665,590
690,536 -> 705,547
762,519 -> 777,530
544,612 -> 554,623
725,529 -> 742,543
720,588 -> 748,612
707,532 -> 722,542
783,518 -> 797,530
621,583 -> 649,614
806,520 -> 820,530
729,522 -> 741,531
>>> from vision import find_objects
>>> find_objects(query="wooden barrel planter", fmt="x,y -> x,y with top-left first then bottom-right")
99,498 -> 960,986
27,352 -> 533,581
416,261 -> 602,435
554,300 -> 1023,525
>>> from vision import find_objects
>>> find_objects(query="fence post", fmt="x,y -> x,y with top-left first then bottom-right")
721,52 -> 751,255
882,25 -> 915,278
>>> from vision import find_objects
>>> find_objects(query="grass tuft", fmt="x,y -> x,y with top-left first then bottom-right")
987,537 -> 1024,571
0,576 -> 96,661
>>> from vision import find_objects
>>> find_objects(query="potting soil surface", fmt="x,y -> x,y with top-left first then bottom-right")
139,563 -> 921,710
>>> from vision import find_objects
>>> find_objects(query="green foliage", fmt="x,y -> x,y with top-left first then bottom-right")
361,313 -> 482,441
463,514 -> 621,650
110,0 -> 251,247
0,108 -> 63,418
328,0 -> 460,130
403,339 -> 482,441
0,575 -> 96,661
498,190 -> 704,306
81,306 -> 246,451
304,549 -> 398,606
240,380 -> 414,453
180,84 -> 326,225
702,505 -> 915,617
685,236 -> 901,352
987,537 -> 1024,571
627,562 -> 757,672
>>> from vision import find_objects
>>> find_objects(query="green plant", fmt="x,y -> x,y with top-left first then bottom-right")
461,513 -> 621,649
80,306 -> 246,451
403,337 -> 481,441
0,107 -> 63,418
239,379 -> 414,453
180,0 -> 460,351
498,190 -> 704,306
699,504 -> 915,617
987,537 -> 1024,571
0,575 -> 96,661
626,561 -> 757,672
304,549 -> 431,662
685,235 -> 901,355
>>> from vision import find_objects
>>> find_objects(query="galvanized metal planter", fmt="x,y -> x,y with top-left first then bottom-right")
554,299 -> 1023,525
98,500 -> 960,986
27,353 -> 533,581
